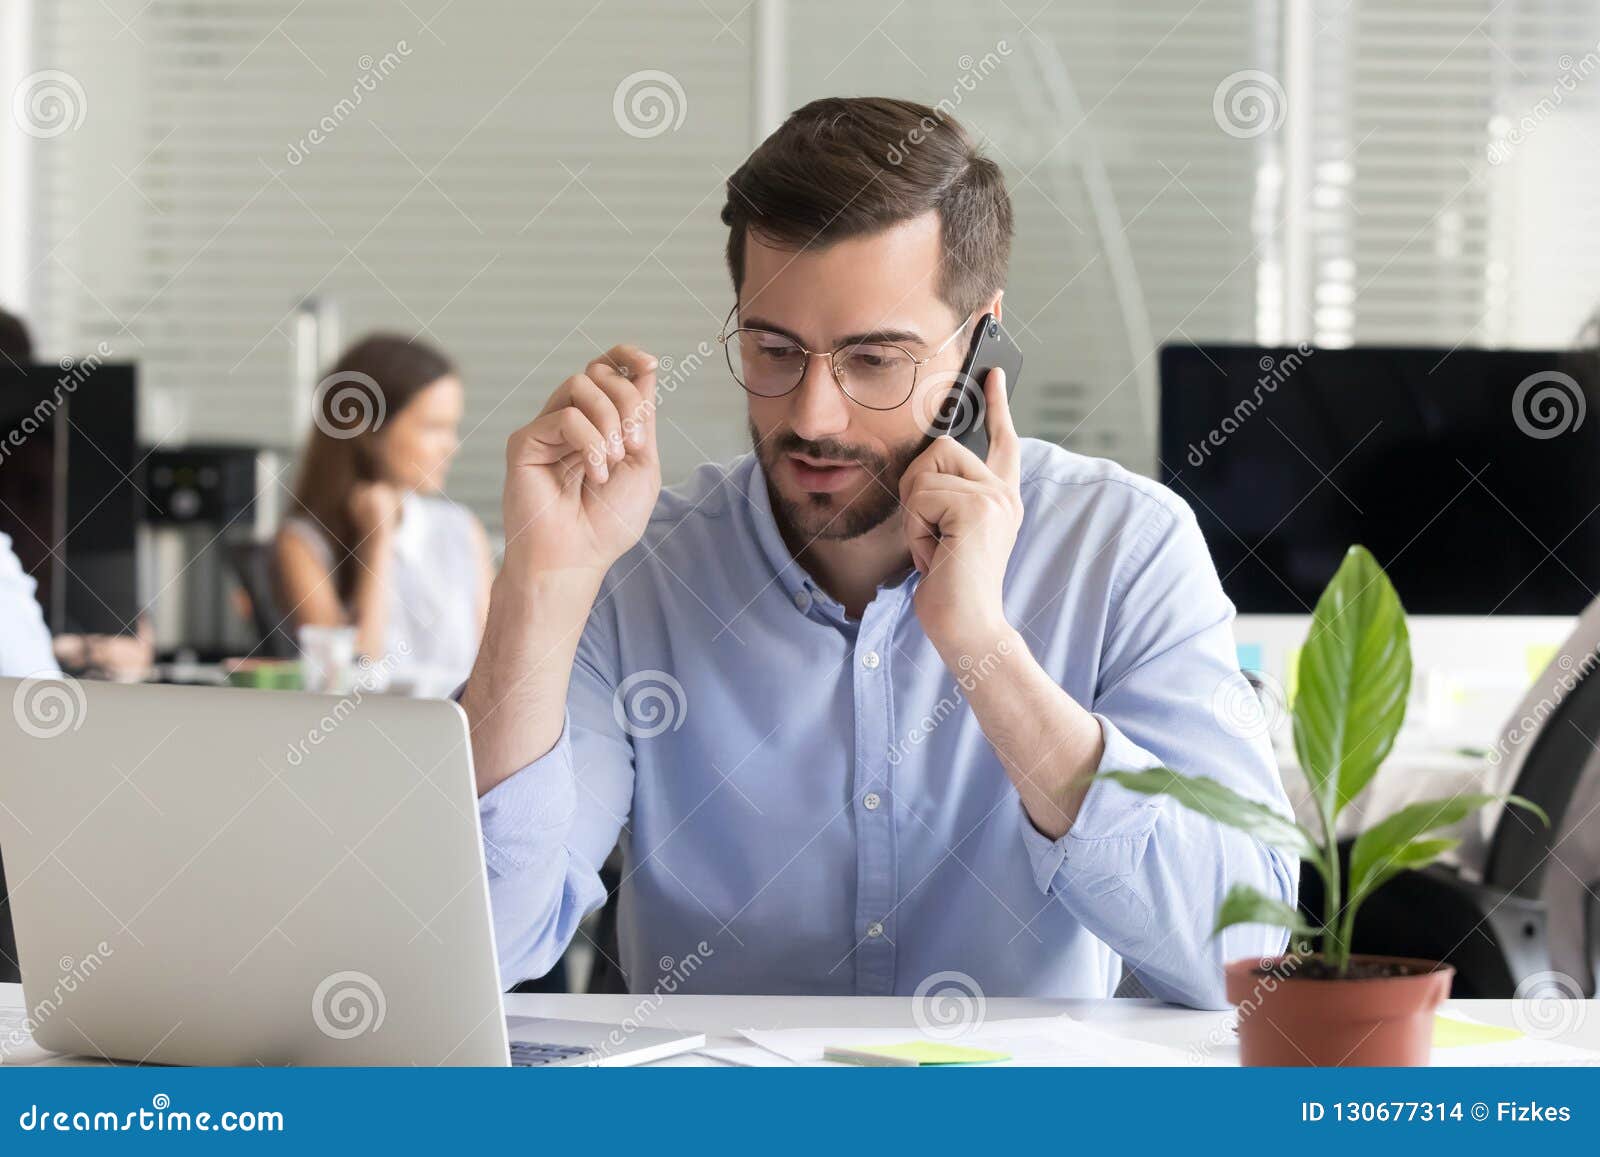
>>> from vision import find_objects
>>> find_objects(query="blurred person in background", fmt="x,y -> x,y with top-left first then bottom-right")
275,333 -> 493,696
1,305 -> 152,680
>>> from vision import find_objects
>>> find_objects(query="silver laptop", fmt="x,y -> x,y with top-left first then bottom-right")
0,676 -> 702,1067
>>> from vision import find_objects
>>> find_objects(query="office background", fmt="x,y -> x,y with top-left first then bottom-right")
7,0 -> 1599,536
5,0 -> 1600,1004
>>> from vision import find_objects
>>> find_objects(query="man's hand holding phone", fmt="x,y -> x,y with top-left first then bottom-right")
899,366 -> 1024,665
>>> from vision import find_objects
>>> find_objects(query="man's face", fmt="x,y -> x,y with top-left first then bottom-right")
739,211 -> 975,544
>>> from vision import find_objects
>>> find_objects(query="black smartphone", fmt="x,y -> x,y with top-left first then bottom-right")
929,313 -> 1023,461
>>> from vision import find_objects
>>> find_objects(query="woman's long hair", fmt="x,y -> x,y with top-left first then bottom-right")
285,332 -> 455,604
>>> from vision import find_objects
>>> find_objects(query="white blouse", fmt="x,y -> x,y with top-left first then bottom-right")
284,495 -> 482,697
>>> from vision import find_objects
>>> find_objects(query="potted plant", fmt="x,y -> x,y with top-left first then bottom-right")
1100,545 -> 1545,1066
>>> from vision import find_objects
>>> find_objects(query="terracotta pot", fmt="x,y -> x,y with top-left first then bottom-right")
1224,955 -> 1454,1066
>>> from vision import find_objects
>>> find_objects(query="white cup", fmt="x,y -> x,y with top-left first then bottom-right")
298,624 -> 358,694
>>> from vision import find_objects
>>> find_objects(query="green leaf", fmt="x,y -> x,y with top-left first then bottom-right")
1097,768 -> 1324,867
1291,545 -> 1412,823
1348,837 -> 1460,909
1212,882 -> 1318,939
1349,792 -> 1550,907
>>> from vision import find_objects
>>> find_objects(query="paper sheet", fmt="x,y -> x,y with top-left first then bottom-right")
1430,1013 -> 1600,1067
738,1015 -> 1199,1067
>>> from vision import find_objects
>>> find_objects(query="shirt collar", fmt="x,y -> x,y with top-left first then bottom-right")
743,453 -> 819,607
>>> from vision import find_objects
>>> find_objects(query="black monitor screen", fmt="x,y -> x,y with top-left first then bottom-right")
1159,344 -> 1600,615
0,361 -> 140,634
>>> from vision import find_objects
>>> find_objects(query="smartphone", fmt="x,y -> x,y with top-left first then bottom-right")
929,313 -> 1023,461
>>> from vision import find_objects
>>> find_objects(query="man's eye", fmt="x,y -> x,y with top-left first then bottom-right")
844,347 -> 899,371
755,344 -> 801,361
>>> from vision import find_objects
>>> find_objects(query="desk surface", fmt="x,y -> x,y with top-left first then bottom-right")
6,984 -> 1595,1066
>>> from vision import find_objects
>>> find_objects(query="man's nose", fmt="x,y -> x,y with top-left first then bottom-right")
786,354 -> 852,442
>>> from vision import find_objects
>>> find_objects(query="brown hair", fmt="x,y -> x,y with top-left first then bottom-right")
285,332 -> 455,603
721,97 -> 1013,316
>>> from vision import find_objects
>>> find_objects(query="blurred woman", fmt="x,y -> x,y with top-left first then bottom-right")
275,333 -> 493,694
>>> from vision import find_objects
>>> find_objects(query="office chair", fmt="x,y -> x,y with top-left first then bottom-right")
224,541 -> 298,659
1299,661 -> 1600,997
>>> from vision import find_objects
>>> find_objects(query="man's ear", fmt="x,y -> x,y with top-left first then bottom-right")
985,290 -> 1005,324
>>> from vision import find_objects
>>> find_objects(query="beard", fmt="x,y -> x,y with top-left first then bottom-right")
749,419 -> 927,543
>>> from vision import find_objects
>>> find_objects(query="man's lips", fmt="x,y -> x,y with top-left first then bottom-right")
785,453 -> 865,493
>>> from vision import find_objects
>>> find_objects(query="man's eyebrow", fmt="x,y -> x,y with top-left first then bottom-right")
740,315 -> 928,349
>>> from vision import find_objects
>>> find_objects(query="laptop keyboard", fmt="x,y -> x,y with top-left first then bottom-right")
509,1040 -> 594,1067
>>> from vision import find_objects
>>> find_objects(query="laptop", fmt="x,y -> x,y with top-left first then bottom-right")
0,676 -> 703,1067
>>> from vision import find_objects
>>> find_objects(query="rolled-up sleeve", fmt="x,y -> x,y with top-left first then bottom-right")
1018,499 -> 1299,1010
475,594 -> 635,987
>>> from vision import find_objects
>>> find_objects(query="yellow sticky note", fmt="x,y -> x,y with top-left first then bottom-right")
1433,1015 -> 1524,1048
823,1042 -> 1010,1066
1526,644 -> 1559,682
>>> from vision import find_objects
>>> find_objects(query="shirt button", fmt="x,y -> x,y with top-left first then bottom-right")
794,590 -> 811,611
862,792 -> 882,811
866,921 -> 884,938
862,650 -> 880,669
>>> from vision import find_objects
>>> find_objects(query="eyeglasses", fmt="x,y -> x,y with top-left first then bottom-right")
716,304 -> 974,411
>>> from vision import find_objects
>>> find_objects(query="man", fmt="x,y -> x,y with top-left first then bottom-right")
463,96 -> 1296,1009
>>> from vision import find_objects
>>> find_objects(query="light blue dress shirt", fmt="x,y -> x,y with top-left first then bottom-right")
479,438 -> 1297,1009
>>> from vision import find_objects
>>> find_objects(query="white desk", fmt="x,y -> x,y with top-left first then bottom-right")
5,983 -> 1596,1066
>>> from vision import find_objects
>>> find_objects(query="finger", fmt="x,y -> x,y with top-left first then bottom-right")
587,362 -> 649,451
565,374 -> 626,463
902,486 -> 959,540
591,344 -> 659,389
982,368 -> 1021,487
904,501 -> 939,574
918,432 -> 991,484
902,471 -> 991,501
514,408 -> 610,483
897,437 -> 973,505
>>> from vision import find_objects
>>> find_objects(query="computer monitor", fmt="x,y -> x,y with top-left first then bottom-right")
0,361 -> 141,634
1159,344 -> 1600,615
